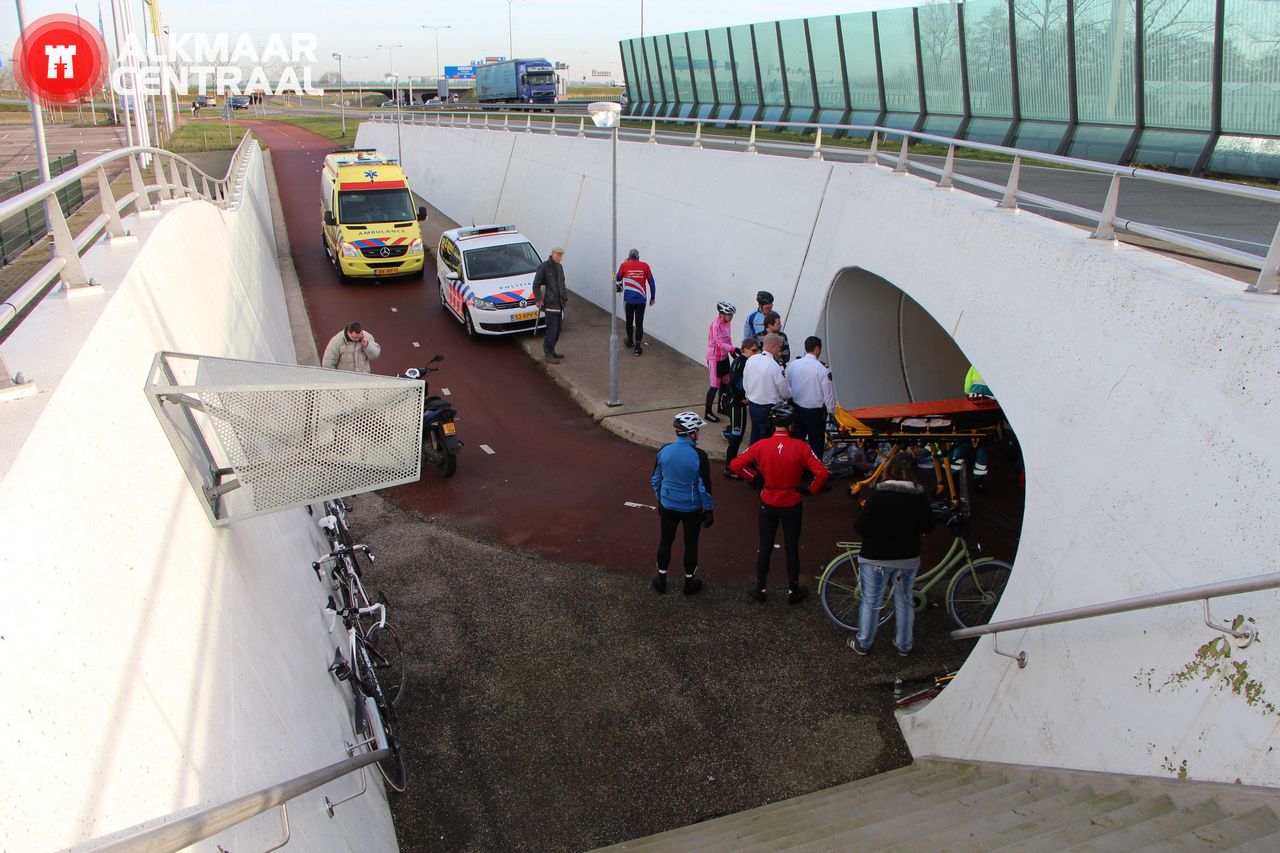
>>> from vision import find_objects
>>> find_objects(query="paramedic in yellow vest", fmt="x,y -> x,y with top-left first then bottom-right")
951,366 -> 994,489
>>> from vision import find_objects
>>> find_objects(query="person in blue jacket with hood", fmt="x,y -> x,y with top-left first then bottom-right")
650,411 -> 714,596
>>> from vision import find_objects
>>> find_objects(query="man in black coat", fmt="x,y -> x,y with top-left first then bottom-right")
532,247 -> 568,363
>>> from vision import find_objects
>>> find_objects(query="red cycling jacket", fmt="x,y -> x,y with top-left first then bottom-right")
728,431 -> 829,507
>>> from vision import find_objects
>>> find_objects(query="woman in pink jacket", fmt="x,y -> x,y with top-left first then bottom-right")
704,300 -> 737,423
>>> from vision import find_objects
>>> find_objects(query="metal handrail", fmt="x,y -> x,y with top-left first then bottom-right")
369,108 -> 1280,293
951,571 -> 1280,667
0,133 -> 257,342
89,747 -> 390,852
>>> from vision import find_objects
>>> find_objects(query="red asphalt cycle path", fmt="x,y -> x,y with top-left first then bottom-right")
245,119 -> 1016,583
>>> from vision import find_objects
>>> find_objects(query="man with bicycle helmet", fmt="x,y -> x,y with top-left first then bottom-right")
743,290 -> 774,340
728,402 -> 828,604
650,411 -> 715,595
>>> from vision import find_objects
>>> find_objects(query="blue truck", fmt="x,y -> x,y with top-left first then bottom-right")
475,58 -> 558,105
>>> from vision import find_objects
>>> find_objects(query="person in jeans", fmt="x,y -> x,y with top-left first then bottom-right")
848,451 -> 936,657
650,411 -> 714,595
722,337 -> 761,478
322,321 -> 381,373
615,248 -> 656,356
533,247 -> 568,363
728,403 -> 829,604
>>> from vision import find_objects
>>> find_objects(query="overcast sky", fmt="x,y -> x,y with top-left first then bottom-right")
2,0 -> 922,82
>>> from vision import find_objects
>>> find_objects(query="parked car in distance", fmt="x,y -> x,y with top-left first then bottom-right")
437,224 -> 545,338
229,96 -> 250,109
192,94 -> 210,109
380,100 -> 400,108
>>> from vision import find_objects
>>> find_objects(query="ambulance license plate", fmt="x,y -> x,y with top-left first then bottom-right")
513,310 -> 539,322
442,422 -> 457,435
374,268 -> 399,276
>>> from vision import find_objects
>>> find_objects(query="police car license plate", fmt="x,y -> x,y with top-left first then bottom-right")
513,310 -> 539,321
442,422 -> 457,435
374,268 -> 398,276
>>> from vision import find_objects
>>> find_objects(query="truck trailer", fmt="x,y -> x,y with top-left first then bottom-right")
475,58 -> 558,105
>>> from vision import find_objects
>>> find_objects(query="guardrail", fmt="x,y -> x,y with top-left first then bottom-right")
369,109 -> 1280,294
951,571 -> 1280,669
0,132 -> 258,394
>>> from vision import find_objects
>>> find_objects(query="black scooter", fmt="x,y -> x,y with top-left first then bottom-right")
402,354 -> 461,478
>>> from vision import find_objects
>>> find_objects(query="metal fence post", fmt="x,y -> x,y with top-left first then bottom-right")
937,144 -> 956,188
1249,221 -> 1280,294
129,154 -> 154,211
578,116 -> 585,138
692,121 -> 703,149
46,196 -> 92,288
96,167 -> 127,238
999,156 -> 1022,210
893,134 -> 910,174
184,164 -> 200,198
648,119 -> 656,143
810,127 -> 823,160
550,114 -> 557,135
745,125 -> 757,154
168,158 -> 187,199
865,131 -> 879,165
153,157 -> 173,201
1091,173 -> 1121,240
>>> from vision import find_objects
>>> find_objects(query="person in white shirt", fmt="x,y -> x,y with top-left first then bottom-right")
788,335 -> 836,461
743,334 -> 791,446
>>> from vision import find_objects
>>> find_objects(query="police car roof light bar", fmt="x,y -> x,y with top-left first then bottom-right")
456,224 -> 517,240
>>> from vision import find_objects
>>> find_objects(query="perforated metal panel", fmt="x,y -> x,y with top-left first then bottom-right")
145,352 -> 424,526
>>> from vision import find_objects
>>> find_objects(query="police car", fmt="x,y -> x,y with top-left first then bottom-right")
437,225 -> 546,338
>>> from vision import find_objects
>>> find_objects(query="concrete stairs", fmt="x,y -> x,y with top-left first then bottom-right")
596,758 -> 1280,851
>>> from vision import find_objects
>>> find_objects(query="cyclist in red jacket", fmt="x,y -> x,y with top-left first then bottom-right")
728,402 -> 829,604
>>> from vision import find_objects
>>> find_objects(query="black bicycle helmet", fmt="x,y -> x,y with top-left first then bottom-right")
769,402 -> 796,428
756,290 -> 774,306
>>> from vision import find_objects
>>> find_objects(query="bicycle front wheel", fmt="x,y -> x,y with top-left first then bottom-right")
819,553 -> 891,632
946,559 -> 1013,629
364,622 -> 406,708
375,712 -> 409,793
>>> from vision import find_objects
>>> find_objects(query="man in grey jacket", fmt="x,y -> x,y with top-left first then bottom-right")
532,247 -> 567,363
322,321 -> 382,373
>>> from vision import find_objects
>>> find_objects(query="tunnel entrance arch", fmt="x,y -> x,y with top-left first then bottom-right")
818,266 -> 971,409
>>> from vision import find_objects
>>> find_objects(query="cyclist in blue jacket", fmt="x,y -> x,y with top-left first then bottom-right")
650,411 -> 714,595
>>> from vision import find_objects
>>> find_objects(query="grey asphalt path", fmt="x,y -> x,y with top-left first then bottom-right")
345,489 -> 965,852
0,122 -> 126,178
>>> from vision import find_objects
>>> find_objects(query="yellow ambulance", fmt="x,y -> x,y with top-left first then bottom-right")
321,150 -> 427,282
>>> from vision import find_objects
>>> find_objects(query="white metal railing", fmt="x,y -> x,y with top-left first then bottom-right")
0,132 -> 259,393
87,746 -> 391,852
951,571 -> 1280,669
368,109 -> 1280,294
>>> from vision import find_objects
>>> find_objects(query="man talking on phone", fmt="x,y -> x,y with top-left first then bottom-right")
322,321 -> 382,374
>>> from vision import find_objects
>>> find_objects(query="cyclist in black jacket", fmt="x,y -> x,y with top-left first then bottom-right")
722,337 -> 761,478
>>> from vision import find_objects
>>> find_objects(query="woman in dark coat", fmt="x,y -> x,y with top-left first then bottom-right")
848,451 -> 935,657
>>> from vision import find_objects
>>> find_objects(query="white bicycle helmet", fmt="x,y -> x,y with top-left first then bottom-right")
716,300 -> 737,316
673,411 -> 706,435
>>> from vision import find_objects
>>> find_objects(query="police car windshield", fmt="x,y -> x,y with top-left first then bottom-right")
463,242 -> 541,281
338,189 -> 415,225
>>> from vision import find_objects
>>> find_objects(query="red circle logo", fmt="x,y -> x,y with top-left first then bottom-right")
12,14 -> 109,108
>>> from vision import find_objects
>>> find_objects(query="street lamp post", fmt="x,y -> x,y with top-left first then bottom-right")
506,0 -> 516,59
331,52 -> 346,137
14,0 -> 51,181
589,101 -> 623,407
386,73 -> 403,165
349,56 -> 367,109
422,25 -> 451,95
378,43 -> 404,101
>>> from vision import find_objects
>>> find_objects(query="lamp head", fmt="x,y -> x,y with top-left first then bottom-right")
588,101 -> 622,129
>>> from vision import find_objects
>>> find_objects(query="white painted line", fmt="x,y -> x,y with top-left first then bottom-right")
479,444 -> 495,455
390,307 -> 398,313
624,501 -> 657,511
412,341 -> 420,348
441,387 -> 450,395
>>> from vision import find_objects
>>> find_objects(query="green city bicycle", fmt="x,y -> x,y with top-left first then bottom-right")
817,511 -> 1013,632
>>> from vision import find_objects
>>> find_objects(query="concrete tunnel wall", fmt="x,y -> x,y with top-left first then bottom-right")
359,120 -> 1280,786
0,148 -> 396,850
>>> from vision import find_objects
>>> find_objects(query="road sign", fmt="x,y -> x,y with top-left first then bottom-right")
444,65 -> 475,80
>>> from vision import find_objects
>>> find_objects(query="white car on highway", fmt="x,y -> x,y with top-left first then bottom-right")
437,225 -> 546,338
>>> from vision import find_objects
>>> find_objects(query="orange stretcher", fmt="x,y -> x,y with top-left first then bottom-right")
828,396 -> 1003,502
